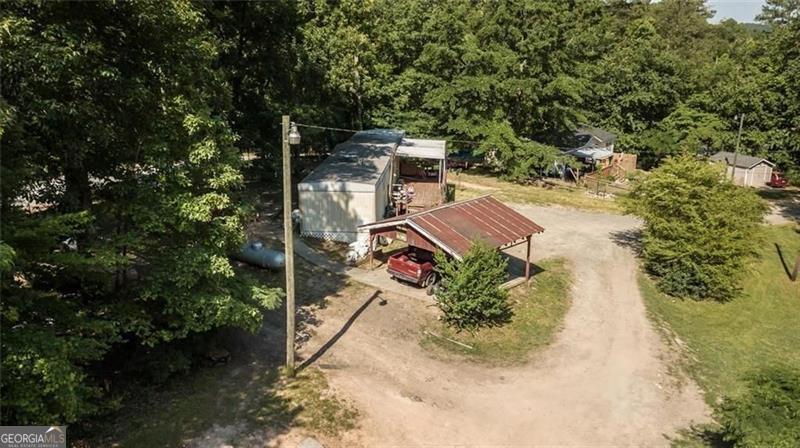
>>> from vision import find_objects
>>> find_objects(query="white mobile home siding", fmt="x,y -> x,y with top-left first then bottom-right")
374,165 -> 392,225
298,188 -> 377,242
297,129 -> 404,242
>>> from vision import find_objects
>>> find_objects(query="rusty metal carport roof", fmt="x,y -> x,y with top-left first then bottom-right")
359,195 -> 544,259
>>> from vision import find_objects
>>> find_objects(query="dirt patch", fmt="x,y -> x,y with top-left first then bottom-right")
296,204 -> 710,446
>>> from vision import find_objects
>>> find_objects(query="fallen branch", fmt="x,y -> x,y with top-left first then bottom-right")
424,331 -> 474,350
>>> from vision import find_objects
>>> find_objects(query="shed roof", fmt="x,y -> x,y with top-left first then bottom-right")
576,125 -> 616,145
709,151 -> 775,169
298,129 -> 404,191
396,138 -> 447,160
360,195 -> 544,259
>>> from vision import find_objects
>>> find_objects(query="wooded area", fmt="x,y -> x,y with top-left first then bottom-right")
1,0 -> 798,429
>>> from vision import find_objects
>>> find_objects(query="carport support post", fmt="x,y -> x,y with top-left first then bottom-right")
282,115 -> 296,377
369,233 -> 375,270
525,235 -> 532,282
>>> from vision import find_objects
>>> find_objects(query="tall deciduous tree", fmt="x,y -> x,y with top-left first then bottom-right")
0,0 -> 281,424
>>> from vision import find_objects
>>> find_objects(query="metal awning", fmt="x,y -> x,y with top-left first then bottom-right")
360,195 -> 544,260
567,147 -> 613,161
396,138 -> 447,160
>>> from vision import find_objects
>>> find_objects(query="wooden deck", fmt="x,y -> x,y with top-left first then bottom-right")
402,177 -> 444,211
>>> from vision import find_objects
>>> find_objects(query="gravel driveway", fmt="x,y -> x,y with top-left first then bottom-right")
296,204 -> 710,446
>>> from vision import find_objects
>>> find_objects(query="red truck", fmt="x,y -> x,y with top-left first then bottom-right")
387,247 -> 438,294
768,171 -> 789,188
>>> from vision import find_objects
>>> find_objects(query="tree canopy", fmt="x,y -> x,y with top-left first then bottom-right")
1,0 -> 799,428
1,0 -> 282,425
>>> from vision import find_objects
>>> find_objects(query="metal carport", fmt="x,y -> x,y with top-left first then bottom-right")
358,195 -> 545,280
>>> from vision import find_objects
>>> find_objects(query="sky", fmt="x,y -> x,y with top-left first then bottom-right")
707,0 -> 767,23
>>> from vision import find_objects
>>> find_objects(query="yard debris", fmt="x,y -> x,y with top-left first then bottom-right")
298,437 -> 324,448
204,348 -> 231,365
423,330 -> 474,350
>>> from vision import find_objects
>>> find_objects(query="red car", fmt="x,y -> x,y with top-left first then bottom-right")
387,247 -> 438,294
768,171 -> 788,188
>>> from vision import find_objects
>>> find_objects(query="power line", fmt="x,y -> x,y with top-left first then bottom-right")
293,122 -> 485,146
293,122 -> 361,134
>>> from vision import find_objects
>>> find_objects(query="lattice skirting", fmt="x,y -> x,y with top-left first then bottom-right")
300,230 -> 358,243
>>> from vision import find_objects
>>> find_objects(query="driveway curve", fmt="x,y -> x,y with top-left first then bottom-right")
297,204 -> 710,446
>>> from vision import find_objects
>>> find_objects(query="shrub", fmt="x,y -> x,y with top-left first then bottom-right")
716,367 -> 800,447
625,156 -> 766,300
434,240 -> 510,330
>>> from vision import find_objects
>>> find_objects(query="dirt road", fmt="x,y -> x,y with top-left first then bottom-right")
297,204 -> 709,446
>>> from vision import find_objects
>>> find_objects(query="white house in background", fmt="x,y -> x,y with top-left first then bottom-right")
709,151 -> 775,188
297,129 -> 447,242
563,126 -> 617,166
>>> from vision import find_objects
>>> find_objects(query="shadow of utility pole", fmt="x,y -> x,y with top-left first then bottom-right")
299,289 -> 382,370
775,243 -> 799,282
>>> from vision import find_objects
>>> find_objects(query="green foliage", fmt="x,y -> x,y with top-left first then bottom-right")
296,0 -> 800,177
639,224 -> 800,406
434,241 -> 510,330
716,367 -> 800,447
2,0 -> 799,431
637,104 -> 728,168
0,0 -> 281,425
626,156 -> 766,300
424,258 -> 571,364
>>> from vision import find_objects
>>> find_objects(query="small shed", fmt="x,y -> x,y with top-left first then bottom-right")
298,129 -> 404,242
709,151 -> 775,187
359,195 -> 545,280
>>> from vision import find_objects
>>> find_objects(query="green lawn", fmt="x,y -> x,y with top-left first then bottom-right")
451,171 -> 624,213
422,257 -> 572,364
641,224 -> 800,404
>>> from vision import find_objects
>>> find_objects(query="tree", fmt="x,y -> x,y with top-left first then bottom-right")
1,0 -> 281,425
757,0 -> 800,178
434,241 -> 510,330
299,0 -> 380,130
585,17 -> 687,156
716,367 -> 800,447
202,1 -> 302,169
637,104 -> 727,168
625,156 -> 766,300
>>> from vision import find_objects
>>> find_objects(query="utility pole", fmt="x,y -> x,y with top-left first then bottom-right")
731,114 -> 744,182
281,115 -> 296,376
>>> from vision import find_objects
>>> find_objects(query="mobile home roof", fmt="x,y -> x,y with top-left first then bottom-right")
298,129 -> 404,192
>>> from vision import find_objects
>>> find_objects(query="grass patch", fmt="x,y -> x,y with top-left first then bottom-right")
302,237 -> 350,264
90,365 -> 356,447
451,171 -> 623,213
278,368 -> 358,436
422,257 -> 572,364
641,224 -> 800,404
